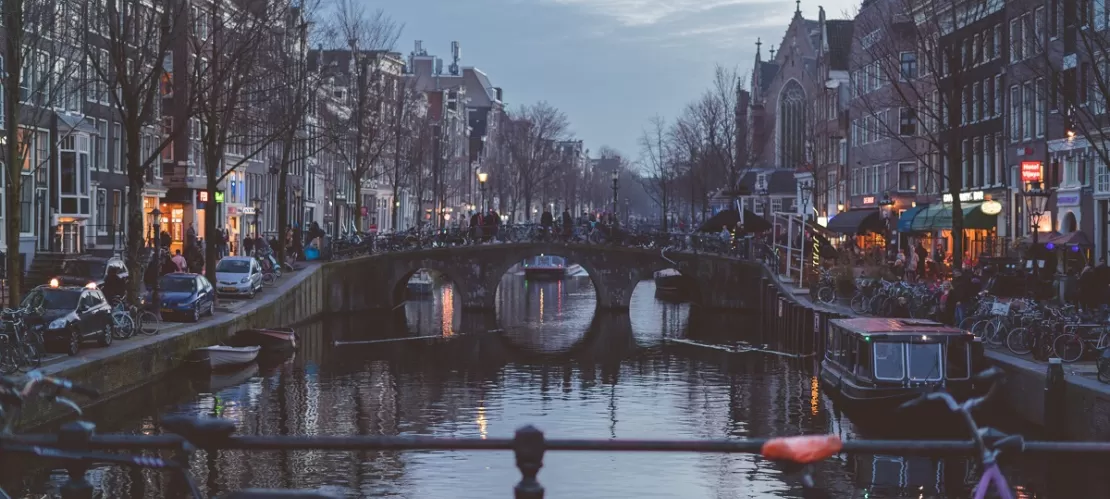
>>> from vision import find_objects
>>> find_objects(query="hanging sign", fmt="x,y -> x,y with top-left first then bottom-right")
942,191 -> 985,203
1021,161 -> 1042,182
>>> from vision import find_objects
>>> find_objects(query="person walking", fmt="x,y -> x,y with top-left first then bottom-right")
171,250 -> 187,273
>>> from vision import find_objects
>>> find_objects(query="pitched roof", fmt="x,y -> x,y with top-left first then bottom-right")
826,20 -> 855,70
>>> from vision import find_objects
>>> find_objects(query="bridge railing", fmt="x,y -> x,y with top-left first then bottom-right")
329,225 -> 758,262
16,420 -> 1110,499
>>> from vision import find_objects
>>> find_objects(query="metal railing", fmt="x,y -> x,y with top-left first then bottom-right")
9,421 -> 1110,499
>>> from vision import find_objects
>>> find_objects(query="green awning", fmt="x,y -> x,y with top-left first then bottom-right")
909,203 -> 997,231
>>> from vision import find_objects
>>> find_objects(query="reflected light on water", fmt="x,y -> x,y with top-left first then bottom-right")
557,280 -> 563,315
538,287 -> 544,323
441,286 -> 455,337
811,376 -> 820,416
477,402 -> 488,439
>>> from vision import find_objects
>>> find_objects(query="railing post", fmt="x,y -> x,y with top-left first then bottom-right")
513,425 -> 546,499
58,421 -> 95,499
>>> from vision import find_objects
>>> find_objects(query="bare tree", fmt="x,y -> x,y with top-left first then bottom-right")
851,0 -> 996,270
0,0 -> 87,304
191,0 -> 299,286
696,66 -> 746,198
503,102 -> 571,221
326,2 -> 401,232
85,0 -> 190,304
387,78 -> 426,230
638,115 -> 677,230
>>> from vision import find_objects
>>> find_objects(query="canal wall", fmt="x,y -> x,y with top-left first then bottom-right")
758,265 -> 1110,440
21,263 -> 329,429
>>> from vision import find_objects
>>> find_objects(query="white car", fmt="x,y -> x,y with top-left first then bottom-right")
214,257 -> 263,298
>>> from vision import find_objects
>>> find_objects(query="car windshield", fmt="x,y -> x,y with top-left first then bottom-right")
23,289 -> 80,311
63,260 -> 106,279
160,277 -> 196,293
216,260 -> 250,273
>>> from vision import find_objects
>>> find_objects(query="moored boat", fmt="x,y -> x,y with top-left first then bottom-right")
190,345 -> 261,369
200,362 -> 260,393
230,327 -> 297,352
819,318 -> 980,412
407,270 -> 435,296
523,255 -> 566,279
654,269 -> 694,302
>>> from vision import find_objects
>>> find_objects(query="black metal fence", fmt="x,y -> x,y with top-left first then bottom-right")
8,421 -> 1110,499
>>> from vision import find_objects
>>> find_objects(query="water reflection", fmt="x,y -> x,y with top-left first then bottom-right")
5,278 -> 1109,498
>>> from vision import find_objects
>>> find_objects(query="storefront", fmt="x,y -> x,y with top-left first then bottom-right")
226,206 -> 242,255
905,191 -> 1003,267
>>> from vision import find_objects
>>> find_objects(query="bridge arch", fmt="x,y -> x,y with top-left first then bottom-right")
485,249 -> 608,311
389,261 -> 462,308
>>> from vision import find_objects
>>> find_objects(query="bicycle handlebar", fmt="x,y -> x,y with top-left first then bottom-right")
0,370 -> 100,399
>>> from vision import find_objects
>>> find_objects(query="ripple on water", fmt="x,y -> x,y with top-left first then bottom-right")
14,279 -> 1108,498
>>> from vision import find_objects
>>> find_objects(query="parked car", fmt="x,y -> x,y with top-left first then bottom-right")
54,256 -> 128,288
214,257 -> 263,298
22,282 -> 114,356
147,274 -> 215,322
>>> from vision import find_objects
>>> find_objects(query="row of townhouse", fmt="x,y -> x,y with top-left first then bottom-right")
745,0 -> 1110,262
0,0 -> 509,275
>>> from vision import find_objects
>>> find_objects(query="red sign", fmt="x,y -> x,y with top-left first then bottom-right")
1021,161 -> 1042,182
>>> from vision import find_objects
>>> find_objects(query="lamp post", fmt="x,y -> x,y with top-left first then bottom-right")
477,171 -> 488,210
251,197 -> 262,238
879,192 -> 894,250
150,207 -> 163,319
1025,180 -> 1050,270
611,170 -> 619,225
758,187 -> 770,217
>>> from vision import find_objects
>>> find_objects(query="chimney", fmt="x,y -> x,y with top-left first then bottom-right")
435,58 -> 443,75
495,87 -> 502,101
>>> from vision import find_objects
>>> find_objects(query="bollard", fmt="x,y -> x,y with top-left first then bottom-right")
514,425 -> 546,499
58,421 -> 96,499
1045,358 -> 1067,440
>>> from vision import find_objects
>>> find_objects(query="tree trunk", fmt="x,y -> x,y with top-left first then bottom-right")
6,133 -> 21,308
351,170 -> 363,233
125,124 -> 146,305
276,132 -> 293,268
204,164 -> 220,288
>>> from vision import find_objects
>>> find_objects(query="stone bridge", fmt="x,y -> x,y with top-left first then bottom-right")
323,242 -> 763,313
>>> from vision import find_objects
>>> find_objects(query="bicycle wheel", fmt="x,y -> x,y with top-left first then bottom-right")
262,273 -> 276,287
850,294 -> 867,314
816,286 -> 835,304
0,341 -> 18,375
984,318 -> 1007,347
138,311 -> 161,335
1005,328 -> 1034,355
1052,333 -> 1085,363
112,312 -> 136,339
16,340 -> 41,372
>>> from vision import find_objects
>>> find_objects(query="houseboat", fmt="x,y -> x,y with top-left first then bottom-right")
522,255 -> 566,280
407,270 -> 435,296
653,269 -> 695,302
819,318 -> 977,410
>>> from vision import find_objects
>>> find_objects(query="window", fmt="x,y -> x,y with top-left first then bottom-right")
95,188 -> 107,231
98,49 -> 109,103
19,174 -> 30,234
985,27 -> 995,60
986,134 -> 996,185
1096,0 -> 1107,30
947,341 -> 971,380
1064,155 -> 1079,186
994,75 -> 1003,118
1023,12 -> 1037,57
1009,18 -> 1022,62
993,24 -> 1002,59
899,107 -> 917,135
908,343 -> 943,381
1023,81 -> 1034,140
97,120 -> 107,172
898,162 -> 916,191
874,343 -> 905,381
1010,85 -> 1021,141
0,56 -> 4,129
1036,7 -> 1047,45
973,82 -> 981,121
113,123 -> 122,173
1050,0 -> 1060,38
1036,78 -> 1047,136
899,52 -> 917,80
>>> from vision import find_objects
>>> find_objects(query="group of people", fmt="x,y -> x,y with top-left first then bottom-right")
467,208 -> 503,242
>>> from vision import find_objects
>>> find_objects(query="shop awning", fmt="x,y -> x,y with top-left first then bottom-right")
826,208 -> 883,235
1047,230 -> 1093,247
909,203 -> 998,231
897,204 -> 928,232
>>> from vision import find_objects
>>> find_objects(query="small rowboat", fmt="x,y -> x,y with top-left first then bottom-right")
190,345 -> 260,369
230,328 -> 297,352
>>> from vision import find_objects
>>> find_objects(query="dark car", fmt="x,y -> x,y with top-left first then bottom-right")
53,256 -> 128,288
146,273 -> 215,322
22,284 -> 114,356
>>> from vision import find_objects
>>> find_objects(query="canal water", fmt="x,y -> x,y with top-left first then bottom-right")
5,269 -> 1107,498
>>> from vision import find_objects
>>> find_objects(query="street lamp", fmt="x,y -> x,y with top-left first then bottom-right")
611,170 -> 619,225
150,207 -> 163,319
1025,179 -> 1051,250
251,197 -> 262,238
758,187 -> 770,217
477,171 -> 488,210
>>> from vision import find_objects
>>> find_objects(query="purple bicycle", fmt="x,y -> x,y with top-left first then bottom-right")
900,368 -> 1023,499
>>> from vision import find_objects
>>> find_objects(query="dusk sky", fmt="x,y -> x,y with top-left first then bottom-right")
369,0 -> 858,166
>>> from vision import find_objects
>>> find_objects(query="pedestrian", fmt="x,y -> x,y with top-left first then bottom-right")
243,235 -> 254,256
172,250 -> 187,273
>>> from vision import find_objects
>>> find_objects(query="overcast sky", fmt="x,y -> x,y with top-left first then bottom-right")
368,0 -> 858,161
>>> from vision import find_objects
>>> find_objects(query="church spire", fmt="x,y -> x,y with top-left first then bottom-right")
770,45 -> 776,59
755,37 -> 762,61
795,0 -> 801,16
